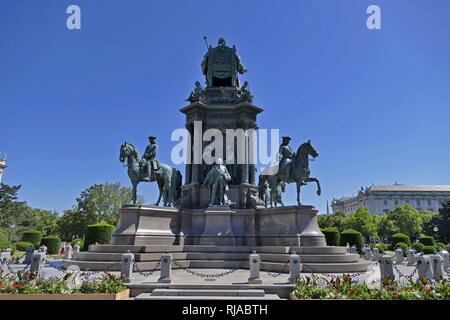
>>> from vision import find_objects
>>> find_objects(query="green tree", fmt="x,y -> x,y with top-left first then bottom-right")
318,211 -> 348,232
374,214 -> 398,242
56,182 -> 143,241
386,204 -> 422,239
426,199 -> 450,243
31,208 -> 60,236
0,183 -> 36,241
343,207 -> 378,239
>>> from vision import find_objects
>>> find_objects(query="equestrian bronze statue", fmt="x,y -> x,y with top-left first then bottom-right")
119,140 -> 182,206
260,139 -> 321,206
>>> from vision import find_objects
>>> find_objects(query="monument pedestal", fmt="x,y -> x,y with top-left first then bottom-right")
198,205 -> 235,246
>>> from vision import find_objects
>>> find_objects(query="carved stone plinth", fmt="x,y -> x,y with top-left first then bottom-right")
198,205 -> 235,246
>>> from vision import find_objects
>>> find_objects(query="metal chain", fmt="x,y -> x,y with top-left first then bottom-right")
392,264 -> 419,279
134,260 -> 160,277
266,260 -> 290,278
173,260 -> 237,279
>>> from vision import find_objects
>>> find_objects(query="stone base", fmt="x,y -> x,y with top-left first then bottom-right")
111,204 -> 325,247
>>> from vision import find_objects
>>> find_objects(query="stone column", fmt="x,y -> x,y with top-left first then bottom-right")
121,251 -> 135,279
379,255 -> 394,281
288,251 -> 301,283
431,254 -> 445,281
416,255 -> 433,281
372,247 -> 380,261
30,252 -> 45,273
158,253 -> 172,283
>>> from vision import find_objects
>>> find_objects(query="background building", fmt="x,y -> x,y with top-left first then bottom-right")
0,153 -> 6,183
331,184 -> 450,215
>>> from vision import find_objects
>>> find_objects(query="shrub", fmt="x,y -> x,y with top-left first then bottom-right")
444,244 -> 450,252
340,229 -> 364,251
83,223 -> 115,251
41,236 -> 61,255
412,242 -> 425,253
419,236 -> 435,247
14,241 -> 34,251
422,246 -> 436,254
391,233 -> 411,247
436,242 -> 445,251
321,227 -> 340,246
0,228 -> 8,250
395,242 -> 409,256
21,230 -> 43,248
71,238 -> 84,249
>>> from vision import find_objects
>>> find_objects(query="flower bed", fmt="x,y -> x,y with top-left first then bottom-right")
290,274 -> 450,300
0,269 -> 129,300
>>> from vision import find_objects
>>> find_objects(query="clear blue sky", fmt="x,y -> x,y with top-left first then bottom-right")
1,0 -> 450,214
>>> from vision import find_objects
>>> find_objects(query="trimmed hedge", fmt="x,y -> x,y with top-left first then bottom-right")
321,227 -> 340,246
436,242 -> 445,251
412,242 -> 425,253
21,230 -> 43,249
391,233 -> 411,247
71,238 -> 84,249
422,246 -> 436,254
419,236 -> 436,247
83,223 -> 115,251
340,229 -> 364,251
14,241 -> 33,251
395,242 -> 409,256
41,236 -> 61,255
0,228 -> 8,250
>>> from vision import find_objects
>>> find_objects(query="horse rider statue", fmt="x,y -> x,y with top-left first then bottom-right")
278,136 -> 295,182
143,136 -> 159,181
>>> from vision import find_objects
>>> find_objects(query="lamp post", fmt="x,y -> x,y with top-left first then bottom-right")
433,225 -> 439,242
9,223 -> 15,249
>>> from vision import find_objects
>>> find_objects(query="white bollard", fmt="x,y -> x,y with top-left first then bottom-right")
38,245 -> 47,255
30,252 -> 46,273
431,254 -> 445,281
365,247 -> 372,260
288,251 -> 301,283
24,246 -> 35,264
121,251 -> 135,279
416,255 -> 434,282
73,245 -> 80,260
395,248 -> 404,265
158,253 -> 172,283
406,249 -> 416,266
248,251 -> 262,284
379,255 -> 395,282
371,247 -> 380,261
64,245 -> 73,260
438,250 -> 449,272
346,243 -> 350,253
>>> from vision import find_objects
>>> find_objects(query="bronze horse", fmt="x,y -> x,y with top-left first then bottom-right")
119,142 -> 182,206
260,140 -> 321,205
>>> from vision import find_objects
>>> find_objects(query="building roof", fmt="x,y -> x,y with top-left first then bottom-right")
369,185 -> 450,192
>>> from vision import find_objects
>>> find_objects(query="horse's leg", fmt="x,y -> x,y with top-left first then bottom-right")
305,177 -> 321,196
132,181 -> 138,204
296,181 -> 302,205
155,179 -> 163,206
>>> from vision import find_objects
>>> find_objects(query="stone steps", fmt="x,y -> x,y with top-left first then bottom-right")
75,251 -> 360,263
134,288 -> 281,300
63,258 -> 371,273
87,244 -> 347,255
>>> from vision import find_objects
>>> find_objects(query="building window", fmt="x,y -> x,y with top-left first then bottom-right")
395,200 -> 398,205
428,200 -> 432,205
383,200 -> 388,205
416,200 -> 420,206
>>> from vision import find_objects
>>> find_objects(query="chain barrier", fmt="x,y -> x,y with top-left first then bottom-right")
134,260 -> 160,277
173,260 -> 238,279
393,264 -> 419,279
266,260 -> 289,278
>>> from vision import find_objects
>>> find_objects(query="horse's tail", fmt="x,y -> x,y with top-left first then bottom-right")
170,168 -> 183,203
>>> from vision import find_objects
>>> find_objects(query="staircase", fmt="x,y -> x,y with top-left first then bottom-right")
134,288 -> 281,300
